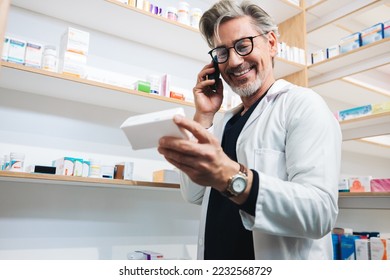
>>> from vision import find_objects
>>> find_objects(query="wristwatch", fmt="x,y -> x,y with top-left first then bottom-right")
222,163 -> 248,197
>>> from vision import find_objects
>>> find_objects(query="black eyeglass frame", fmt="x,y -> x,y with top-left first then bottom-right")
208,32 -> 269,64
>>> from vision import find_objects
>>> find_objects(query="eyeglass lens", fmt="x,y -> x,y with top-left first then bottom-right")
211,37 -> 254,64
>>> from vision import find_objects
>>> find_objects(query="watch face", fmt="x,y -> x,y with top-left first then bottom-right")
232,176 -> 247,193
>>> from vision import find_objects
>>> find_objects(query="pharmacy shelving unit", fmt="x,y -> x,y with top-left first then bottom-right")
0,170 -> 179,190
0,0 -> 309,259
306,0 -> 390,233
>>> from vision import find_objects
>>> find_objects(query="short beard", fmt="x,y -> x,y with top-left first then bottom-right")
231,75 -> 262,98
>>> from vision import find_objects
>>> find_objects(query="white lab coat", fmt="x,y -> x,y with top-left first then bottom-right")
180,79 -> 342,259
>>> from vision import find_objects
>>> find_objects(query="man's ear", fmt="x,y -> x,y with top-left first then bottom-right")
267,31 -> 278,57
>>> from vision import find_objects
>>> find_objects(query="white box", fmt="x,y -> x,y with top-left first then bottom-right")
59,50 -> 87,78
7,37 -> 26,64
24,41 -> 43,68
311,49 -> 325,64
82,160 -> 90,177
153,169 -> 180,184
326,45 -> 339,59
53,157 -> 75,176
348,176 -> 372,192
370,237 -> 388,260
355,239 -> 370,260
120,107 -> 190,150
339,32 -> 361,53
73,158 -> 83,177
60,27 -> 90,55
101,166 -> 115,179
2,36 -> 10,61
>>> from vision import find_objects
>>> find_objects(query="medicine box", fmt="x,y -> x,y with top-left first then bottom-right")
7,37 -> 26,64
73,158 -> 83,177
339,32 -> 361,53
384,20 -> 390,38
326,45 -> 339,59
338,104 -> 372,121
338,178 -> 349,192
340,234 -> 360,260
24,41 -> 43,68
53,157 -> 75,176
361,23 -> 384,46
370,237 -> 389,260
370,178 -> 390,192
355,239 -> 370,260
135,250 -> 164,260
372,101 -> 390,114
59,50 -> 87,78
101,166 -> 115,179
134,80 -> 151,93
60,27 -> 90,55
153,169 -> 180,184
348,176 -> 372,192
311,49 -> 325,64
2,36 -> 10,61
114,162 -> 134,180
82,160 -> 90,177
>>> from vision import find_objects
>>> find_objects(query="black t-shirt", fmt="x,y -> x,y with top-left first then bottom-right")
204,93 -> 265,260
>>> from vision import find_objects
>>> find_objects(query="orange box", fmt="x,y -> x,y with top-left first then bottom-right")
170,91 -> 185,101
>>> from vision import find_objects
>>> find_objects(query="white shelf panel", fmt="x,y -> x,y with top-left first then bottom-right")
274,57 -> 305,79
340,112 -> 390,141
0,62 -> 197,116
253,0 -> 302,24
308,38 -> 390,87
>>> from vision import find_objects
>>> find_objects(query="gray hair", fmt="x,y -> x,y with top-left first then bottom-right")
199,0 -> 279,48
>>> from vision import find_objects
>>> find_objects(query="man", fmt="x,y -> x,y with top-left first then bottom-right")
158,0 -> 341,260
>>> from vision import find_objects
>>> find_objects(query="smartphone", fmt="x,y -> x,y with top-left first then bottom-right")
207,60 -> 220,91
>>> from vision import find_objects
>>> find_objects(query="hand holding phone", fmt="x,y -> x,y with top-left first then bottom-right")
206,60 -> 220,91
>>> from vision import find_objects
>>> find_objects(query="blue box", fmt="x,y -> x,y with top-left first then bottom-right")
361,23 -> 384,46
339,32 -> 362,53
338,104 -> 372,121
340,235 -> 361,260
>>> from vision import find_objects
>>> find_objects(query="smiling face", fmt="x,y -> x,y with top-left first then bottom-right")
215,16 -> 277,98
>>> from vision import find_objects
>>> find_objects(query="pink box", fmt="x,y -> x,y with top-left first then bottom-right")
370,178 -> 390,192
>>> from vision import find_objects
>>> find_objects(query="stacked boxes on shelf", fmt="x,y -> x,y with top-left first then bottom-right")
310,19 -> 389,64
59,27 -> 90,78
332,228 -> 389,260
338,176 -> 390,193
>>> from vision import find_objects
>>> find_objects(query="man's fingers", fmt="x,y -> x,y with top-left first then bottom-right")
173,115 -> 215,144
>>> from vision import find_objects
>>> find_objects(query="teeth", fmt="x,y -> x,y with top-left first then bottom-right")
233,68 -> 250,76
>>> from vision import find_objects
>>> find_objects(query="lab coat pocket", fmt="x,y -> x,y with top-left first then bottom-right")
254,148 -> 287,180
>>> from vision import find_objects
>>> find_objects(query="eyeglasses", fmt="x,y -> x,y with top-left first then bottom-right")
208,33 -> 268,64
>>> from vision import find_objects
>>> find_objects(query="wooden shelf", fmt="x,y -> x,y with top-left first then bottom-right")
0,61 -> 197,115
0,170 -> 179,190
339,192 -> 390,210
339,192 -> 390,198
339,111 -> 390,141
308,38 -> 390,87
